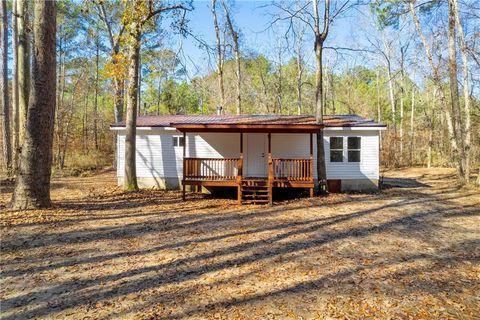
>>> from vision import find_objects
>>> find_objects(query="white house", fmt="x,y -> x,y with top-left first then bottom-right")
111,115 -> 386,204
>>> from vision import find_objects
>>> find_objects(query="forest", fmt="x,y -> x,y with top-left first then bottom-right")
1,0 -> 479,205
0,1 -> 479,319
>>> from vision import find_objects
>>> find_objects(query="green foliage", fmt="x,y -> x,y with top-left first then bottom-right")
159,80 -> 201,115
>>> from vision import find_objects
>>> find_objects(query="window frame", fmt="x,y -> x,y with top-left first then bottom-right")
347,136 -> 361,163
172,135 -> 185,148
329,136 -> 344,163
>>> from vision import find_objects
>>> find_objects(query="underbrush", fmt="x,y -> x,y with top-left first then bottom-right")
55,150 -> 114,177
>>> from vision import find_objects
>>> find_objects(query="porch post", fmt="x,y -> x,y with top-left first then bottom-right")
182,131 -> 186,201
237,132 -> 243,204
267,133 -> 273,205
309,132 -> 314,198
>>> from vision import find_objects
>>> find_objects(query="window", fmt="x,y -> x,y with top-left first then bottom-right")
330,137 -> 343,162
348,137 -> 361,162
173,136 -> 185,147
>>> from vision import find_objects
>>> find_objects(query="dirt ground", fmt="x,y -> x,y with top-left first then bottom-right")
0,168 -> 479,319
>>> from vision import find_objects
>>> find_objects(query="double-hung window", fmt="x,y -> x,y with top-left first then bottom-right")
347,137 -> 361,162
173,136 -> 185,147
329,136 -> 361,163
329,137 -> 344,162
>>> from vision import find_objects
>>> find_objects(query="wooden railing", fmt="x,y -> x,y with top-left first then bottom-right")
272,158 -> 313,181
184,157 -> 240,181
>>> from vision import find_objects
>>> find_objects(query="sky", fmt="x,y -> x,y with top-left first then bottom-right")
168,0 -> 373,80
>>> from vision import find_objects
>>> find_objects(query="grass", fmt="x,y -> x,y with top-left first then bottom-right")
0,167 -> 479,319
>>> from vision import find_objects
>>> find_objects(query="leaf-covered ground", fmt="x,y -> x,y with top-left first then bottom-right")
1,168 -> 479,319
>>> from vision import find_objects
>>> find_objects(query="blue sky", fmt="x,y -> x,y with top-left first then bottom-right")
170,1 -> 373,79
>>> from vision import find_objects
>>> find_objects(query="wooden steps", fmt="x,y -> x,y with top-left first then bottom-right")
240,179 -> 271,205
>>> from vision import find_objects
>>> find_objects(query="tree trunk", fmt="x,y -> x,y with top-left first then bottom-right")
221,0 -> 241,115
83,84 -> 89,153
1,0 -> 11,173
399,48 -> 406,165
16,0 -> 30,146
94,29 -> 99,151
124,28 -> 140,192
409,2 -> 462,180
409,86 -> 415,165
212,0 -> 225,110
11,0 -> 56,210
296,51 -> 302,115
312,0 -> 329,193
451,0 -> 471,183
447,0 -> 465,182
12,0 -> 19,171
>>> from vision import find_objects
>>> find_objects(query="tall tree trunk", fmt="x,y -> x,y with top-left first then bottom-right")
1,0 -> 11,173
447,0 -> 465,182
386,60 -> 395,131
399,47 -> 405,165
427,88 -> 436,169
221,0 -> 241,115
16,0 -> 30,146
409,2 -> 462,180
124,28 -> 140,192
94,30 -> 99,151
12,0 -> 19,171
409,86 -> 415,165
451,0 -> 472,183
296,50 -> 302,115
212,0 -> 225,111
83,84 -> 89,153
313,0 -> 329,193
11,0 -> 56,209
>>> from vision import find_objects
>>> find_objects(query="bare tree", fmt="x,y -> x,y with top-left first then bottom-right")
94,1 -> 126,123
220,0 -> 242,115
409,1 -> 462,180
312,0 -> 329,192
1,0 -> 11,173
447,0 -> 465,182
451,0 -> 472,182
211,0 -> 225,111
11,0 -> 56,209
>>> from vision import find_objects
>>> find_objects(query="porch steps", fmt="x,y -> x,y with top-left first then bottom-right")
240,180 -> 271,205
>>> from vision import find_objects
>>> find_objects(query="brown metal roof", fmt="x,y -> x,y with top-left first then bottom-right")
110,114 -> 385,129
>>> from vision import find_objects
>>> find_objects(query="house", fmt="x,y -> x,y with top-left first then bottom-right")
110,114 -> 386,204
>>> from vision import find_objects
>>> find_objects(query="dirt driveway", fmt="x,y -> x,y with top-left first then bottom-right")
1,168 -> 479,319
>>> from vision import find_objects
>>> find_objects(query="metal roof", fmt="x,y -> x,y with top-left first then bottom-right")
110,114 -> 386,128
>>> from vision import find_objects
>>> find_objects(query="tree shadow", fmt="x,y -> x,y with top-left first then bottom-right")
1,178 -> 478,319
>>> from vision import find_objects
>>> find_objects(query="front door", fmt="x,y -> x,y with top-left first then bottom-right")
246,133 -> 267,177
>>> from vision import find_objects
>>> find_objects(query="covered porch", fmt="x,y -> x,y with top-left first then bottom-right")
173,120 -> 322,205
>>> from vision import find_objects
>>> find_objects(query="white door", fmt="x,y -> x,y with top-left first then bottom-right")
246,133 -> 267,177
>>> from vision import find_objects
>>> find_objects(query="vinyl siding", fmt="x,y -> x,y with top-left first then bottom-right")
117,131 -> 239,178
116,129 -> 380,180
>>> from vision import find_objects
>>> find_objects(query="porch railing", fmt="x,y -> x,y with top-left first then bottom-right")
272,158 -> 313,181
184,157 -> 240,181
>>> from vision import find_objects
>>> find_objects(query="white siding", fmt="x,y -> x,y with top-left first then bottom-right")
117,131 -> 239,178
323,130 -> 379,180
116,129 -> 380,180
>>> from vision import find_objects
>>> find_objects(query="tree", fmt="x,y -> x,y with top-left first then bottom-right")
11,0 -> 19,170
94,0 -> 127,123
16,0 -> 30,147
312,0 -> 329,193
1,0 -> 11,173
11,0 -> 56,209
122,0 -> 190,191
211,0 -> 225,111
220,0 -> 241,114
451,0 -> 472,183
